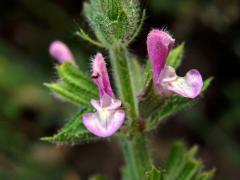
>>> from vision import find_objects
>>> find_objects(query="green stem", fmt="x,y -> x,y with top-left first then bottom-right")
109,42 -> 152,179
109,43 -> 139,124
119,134 -> 152,180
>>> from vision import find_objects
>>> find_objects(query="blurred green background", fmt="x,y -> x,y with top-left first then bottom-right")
0,0 -> 240,179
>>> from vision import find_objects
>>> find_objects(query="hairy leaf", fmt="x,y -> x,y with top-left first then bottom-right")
41,109 -> 98,144
75,28 -> 104,48
167,43 -> 185,69
145,143 -> 214,180
162,142 -> 214,180
56,62 -> 98,98
46,62 -> 98,107
146,77 -> 213,131
83,0 -> 142,46
45,82 -> 91,107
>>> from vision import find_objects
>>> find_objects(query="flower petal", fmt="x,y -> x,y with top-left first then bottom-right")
157,65 -> 177,96
147,29 -> 175,84
167,69 -> 203,98
83,109 -> 125,138
92,53 -> 114,98
90,94 -> 122,111
49,40 -> 75,64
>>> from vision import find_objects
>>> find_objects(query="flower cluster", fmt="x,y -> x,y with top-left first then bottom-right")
49,29 -> 203,138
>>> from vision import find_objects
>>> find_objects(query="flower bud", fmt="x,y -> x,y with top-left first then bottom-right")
49,40 -> 75,64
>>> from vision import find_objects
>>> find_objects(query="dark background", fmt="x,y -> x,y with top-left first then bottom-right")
0,0 -> 240,179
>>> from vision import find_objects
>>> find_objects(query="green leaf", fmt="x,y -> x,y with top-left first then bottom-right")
45,62 -> 98,107
107,0 -> 121,21
177,160 -> 200,180
128,9 -> 146,44
143,143 -> 214,180
57,62 -> 98,98
145,77 -> 213,131
143,61 -> 152,86
83,0 -> 141,46
146,94 -> 190,130
163,142 -> 214,180
196,170 -> 215,180
146,166 -> 162,180
75,28 -> 105,48
45,82 -> 91,107
167,43 -> 185,69
202,77 -> 213,91
164,143 -> 186,179
41,109 -> 98,144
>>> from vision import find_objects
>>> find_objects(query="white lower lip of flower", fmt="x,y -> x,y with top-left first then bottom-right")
99,108 -> 111,121
97,108 -> 112,130
83,107 -> 125,138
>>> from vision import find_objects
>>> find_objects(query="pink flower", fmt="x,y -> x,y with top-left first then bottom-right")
83,53 -> 125,138
49,40 -> 75,64
147,29 -> 203,98
91,53 -> 114,98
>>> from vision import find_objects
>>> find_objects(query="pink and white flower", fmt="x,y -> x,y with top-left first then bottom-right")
147,29 -> 203,99
83,53 -> 125,138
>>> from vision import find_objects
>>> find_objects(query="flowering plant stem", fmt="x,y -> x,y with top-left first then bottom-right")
109,43 -> 139,125
109,42 -> 152,179
44,1 -> 214,178
119,134 -> 152,180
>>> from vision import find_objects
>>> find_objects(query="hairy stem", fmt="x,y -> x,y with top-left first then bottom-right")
109,42 -> 139,125
109,42 -> 152,179
119,134 -> 152,180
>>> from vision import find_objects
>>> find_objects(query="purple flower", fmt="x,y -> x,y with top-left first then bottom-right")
83,53 -> 125,138
147,29 -> 203,98
49,40 -> 75,64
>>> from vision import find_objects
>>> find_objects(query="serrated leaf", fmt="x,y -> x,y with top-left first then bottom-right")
167,43 -> 184,69
146,166 -> 162,180
57,62 -> 98,98
146,77 -> 213,131
165,143 -> 186,179
41,109 -> 98,144
162,142 -> 214,180
45,82 -> 91,107
177,160 -> 200,180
